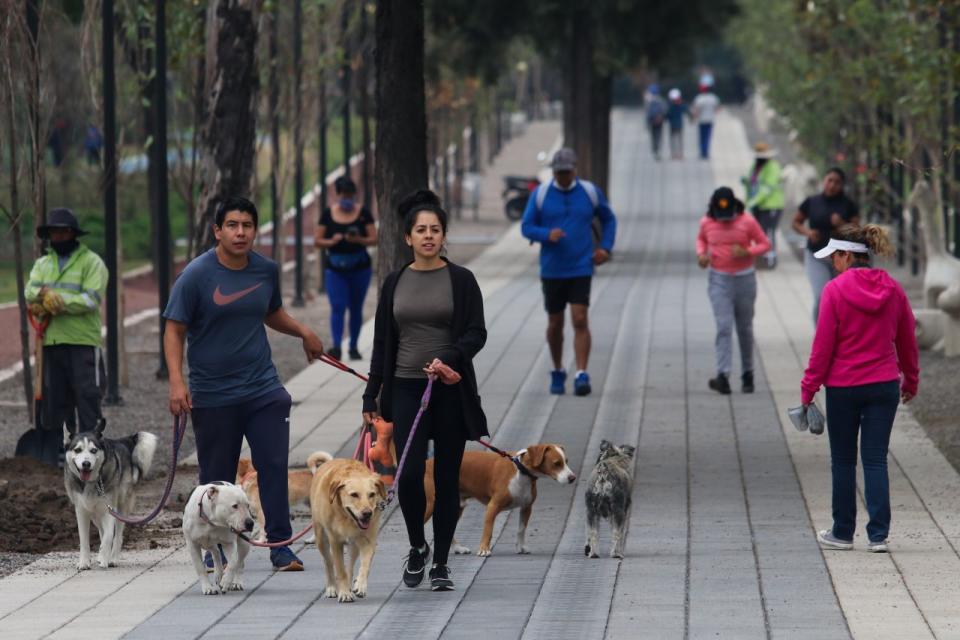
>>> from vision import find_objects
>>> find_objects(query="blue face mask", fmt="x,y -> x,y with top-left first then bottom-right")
339,198 -> 355,212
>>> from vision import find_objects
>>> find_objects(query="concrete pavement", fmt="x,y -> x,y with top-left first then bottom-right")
2,109 -> 960,639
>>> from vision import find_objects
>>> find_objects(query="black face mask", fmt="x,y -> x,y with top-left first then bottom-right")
51,239 -> 79,256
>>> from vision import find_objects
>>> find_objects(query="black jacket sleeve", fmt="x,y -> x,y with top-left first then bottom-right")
362,272 -> 393,412
439,267 -> 487,371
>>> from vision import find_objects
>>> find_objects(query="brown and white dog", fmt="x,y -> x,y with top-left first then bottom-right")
235,450 -> 332,542
310,458 -> 387,602
424,443 -> 576,556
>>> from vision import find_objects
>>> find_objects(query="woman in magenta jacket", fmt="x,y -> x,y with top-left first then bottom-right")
801,223 -> 919,553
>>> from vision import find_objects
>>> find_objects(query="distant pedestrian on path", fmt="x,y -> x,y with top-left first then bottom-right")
644,84 -> 668,161
791,167 -> 860,322
742,142 -> 785,268
691,82 -> 720,160
164,196 -> 325,572
666,89 -> 688,160
314,176 -> 377,361
696,187 -> 770,395
801,223 -> 918,553
521,148 -> 617,396
25,208 -> 108,466
362,190 -> 488,592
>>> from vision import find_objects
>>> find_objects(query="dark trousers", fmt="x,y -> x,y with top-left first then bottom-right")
698,122 -> 713,159
43,344 -> 104,435
825,381 -> 900,543
649,123 -> 664,157
392,377 -> 467,566
325,267 -> 372,350
191,387 -> 293,542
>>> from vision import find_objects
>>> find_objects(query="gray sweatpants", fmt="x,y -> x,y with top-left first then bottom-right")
804,248 -> 834,323
707,270 -> 757,376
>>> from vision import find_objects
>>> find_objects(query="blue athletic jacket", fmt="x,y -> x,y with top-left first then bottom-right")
521,180 -> 617,279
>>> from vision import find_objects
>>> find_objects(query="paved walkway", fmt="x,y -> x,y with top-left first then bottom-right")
3,110 -> 960,639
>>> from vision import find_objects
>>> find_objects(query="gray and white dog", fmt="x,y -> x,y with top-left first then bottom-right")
584,440 -> 635,559
64,425 -> 158,570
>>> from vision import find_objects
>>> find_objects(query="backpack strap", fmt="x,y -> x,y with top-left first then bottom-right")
535,178 -> 599,214
580,180 -> 600,211
535,179 -> 553,213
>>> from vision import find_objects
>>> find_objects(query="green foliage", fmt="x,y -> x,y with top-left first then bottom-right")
733,0 -> 960,206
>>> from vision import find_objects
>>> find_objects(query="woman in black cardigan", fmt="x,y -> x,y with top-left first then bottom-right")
362,190 -> 487,592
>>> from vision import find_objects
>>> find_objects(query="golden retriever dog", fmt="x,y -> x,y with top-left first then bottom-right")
310,458 -> 386,602
235,450 -> 332,542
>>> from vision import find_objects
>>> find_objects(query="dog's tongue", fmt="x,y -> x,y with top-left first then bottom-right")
79,469 -> 92,482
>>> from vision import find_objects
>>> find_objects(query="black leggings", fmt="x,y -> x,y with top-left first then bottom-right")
392,377 -> 467,566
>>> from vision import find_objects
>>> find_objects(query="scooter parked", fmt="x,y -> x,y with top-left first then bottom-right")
502,175 -> 540,221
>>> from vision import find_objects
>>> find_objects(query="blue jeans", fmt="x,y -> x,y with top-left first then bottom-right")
325,267 -> 372,350
825,381 -> 900,543
698,122 -> 713,159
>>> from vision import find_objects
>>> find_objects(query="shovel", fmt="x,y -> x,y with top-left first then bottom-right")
15,313 -> 49,460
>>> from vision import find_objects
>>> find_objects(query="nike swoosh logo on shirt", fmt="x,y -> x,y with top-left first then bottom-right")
212,282 -> 263,306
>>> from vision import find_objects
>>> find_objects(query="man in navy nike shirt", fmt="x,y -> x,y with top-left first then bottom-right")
163,196 -> 324,571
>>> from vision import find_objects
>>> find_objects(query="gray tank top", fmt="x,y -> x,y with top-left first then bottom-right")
393,266 -> 454,379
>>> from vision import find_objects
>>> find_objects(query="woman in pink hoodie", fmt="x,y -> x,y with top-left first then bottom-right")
697,187 -> 771,394
801,224 -> 918,553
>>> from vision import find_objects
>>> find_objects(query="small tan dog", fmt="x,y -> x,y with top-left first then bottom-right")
235,450 -> 332,541
310,458 -> 386,602
424,443 -> 576,557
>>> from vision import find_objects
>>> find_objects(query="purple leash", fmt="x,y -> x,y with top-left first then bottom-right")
380,375 -> 435,510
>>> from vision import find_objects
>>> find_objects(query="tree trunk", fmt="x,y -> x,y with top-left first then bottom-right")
374,0 -> 428,282
194,0 -> 260,251
590,73 -> 611,195
359,6 -> 372,204
268,2 -> 280,263
4,64 -> 34,421
26,0 -> 45,258
564,7 -> 595,182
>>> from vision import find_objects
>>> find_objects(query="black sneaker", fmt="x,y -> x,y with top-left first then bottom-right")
327,346 -> 342,361
402,543 -> 430,588
708,373 -> 731,395
429,564 -> 454,591
741,371 -> 754,394
349,348 -> 362,361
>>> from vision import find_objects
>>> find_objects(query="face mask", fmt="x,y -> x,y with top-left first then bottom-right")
51,239 -> 79,256
339,198 -> 355,212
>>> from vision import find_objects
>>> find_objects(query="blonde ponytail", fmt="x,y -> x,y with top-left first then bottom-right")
862,224 -> 894,258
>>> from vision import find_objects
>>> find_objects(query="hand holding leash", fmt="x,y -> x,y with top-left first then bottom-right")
423,358 -> 460,385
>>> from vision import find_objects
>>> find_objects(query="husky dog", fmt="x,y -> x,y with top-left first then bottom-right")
182,482 -> 255,595
584,440 -> 636,559
64,426 -> 158,570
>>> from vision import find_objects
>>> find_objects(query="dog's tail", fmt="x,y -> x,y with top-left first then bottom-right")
306,450 -> 333,475
132,432 -> 159,484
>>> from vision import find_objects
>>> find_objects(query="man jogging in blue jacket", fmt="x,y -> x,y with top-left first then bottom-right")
521,148 -> 617,396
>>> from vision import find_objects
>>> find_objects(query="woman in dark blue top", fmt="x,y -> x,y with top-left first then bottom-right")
314,176 -> 377,360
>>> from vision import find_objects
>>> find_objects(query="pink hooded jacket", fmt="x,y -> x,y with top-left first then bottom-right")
801,268 -> 918,405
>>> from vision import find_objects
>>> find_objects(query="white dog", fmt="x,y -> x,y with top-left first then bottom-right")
182,482 -> 255,595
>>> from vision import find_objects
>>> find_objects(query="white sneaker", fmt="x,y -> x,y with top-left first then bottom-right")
817,529 -> 853,550
867,540 -> 888,553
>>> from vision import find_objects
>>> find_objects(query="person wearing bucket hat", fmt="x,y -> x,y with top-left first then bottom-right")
741,142 -> 785,268
801,223 -> 917,552
696,187 -> 770,395
522,147 -> 617,396
25,207 -> 108,465
791,167 -> 860,323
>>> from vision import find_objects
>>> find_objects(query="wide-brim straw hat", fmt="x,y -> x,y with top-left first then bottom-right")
754,142 -> 777,159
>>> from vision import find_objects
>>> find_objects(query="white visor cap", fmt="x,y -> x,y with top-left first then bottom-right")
813,238 -> 869,259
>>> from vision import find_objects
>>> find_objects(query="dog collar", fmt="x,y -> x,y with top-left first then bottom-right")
92,451 -> 122,497
511,452 -> 537,480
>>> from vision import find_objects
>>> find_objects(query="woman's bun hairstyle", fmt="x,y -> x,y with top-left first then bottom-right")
399,189 -> 448,235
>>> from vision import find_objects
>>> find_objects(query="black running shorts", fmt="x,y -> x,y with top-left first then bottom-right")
541,276 -> 591,314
